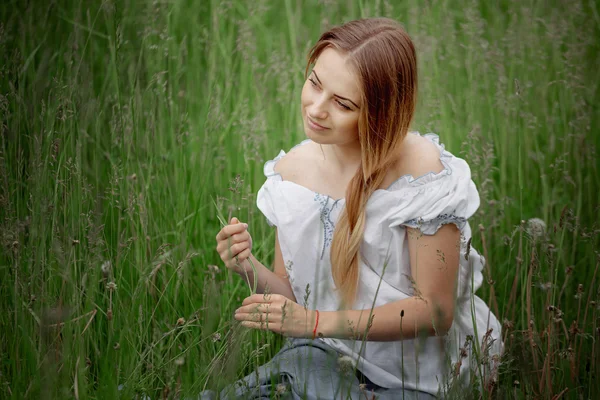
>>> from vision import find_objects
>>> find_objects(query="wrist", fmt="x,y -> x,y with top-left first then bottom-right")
317,310 -> 359,339
314,310 -> 337,339
311,309 -> 320,339
235,255 -> 255,276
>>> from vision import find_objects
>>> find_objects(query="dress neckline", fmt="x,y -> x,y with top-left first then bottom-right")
267,131 -> 452,203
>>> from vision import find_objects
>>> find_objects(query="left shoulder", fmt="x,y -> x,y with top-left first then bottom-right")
393,132 -> 445,180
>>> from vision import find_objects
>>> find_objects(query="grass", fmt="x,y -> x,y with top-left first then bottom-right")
0,0 -> 599,398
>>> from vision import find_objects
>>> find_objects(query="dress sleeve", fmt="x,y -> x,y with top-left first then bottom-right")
398,176 -> 480,235
255,138 -> 313,228
255,149 -> 286,228
386,139 -> 480,236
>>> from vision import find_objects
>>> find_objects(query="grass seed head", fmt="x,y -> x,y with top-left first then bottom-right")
526,218 -> 546,241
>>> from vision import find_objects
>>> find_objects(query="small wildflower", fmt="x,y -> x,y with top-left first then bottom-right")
176,317 -> 185,326
212,332 -> 222,342
537,282 -> 553,291
575,284 -> 584,299
106,281 -> 117,291
207,264 -> 220,273
565,265 -> 574,275
72,239 -> 80,245
101,261 -> 112,278
337,355 -> 354,375
358,383 -> 367,391
526,218 -> 546,241
113,342 -> 120,350
569,321 -> 580,336
174,357 -> 185,366
275,383 -> 287,395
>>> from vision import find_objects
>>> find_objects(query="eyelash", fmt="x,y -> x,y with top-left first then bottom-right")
308,77 -> 352,111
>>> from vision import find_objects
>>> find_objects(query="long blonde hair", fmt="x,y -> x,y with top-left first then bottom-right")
305,18 -> 418,308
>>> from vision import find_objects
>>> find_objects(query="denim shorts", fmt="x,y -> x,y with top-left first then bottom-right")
197,338 -> 438,400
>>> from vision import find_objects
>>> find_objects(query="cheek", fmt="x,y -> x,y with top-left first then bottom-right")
337,113 -> 359,134
300,82 -> 310,107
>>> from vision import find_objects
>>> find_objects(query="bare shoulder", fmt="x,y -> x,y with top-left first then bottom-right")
394,133 -> 445,179
272,140 -> 316,182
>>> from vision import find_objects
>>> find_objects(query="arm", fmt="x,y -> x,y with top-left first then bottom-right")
235,223 -> 460,340
320,224 -> 461,341
238,228 -> 297,302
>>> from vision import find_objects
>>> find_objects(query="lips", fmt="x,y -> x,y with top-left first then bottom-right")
307,117 -> 329,130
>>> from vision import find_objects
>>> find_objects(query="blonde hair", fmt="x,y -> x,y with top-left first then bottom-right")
305,18 -> 418,307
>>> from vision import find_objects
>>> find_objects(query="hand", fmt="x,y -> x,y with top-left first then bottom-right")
215,217 -> 253,274
234,294 -> 317,338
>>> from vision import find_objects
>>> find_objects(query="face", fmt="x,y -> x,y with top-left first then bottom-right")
301,47 -> 362,145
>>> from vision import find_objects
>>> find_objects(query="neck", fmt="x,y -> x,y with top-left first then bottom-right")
323,140 -> 362,175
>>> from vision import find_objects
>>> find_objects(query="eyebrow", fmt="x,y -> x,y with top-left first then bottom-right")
312,70 -> 360,109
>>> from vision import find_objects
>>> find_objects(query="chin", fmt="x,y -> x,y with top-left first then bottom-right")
304,130 -> 325,144
303,125 -> 317,140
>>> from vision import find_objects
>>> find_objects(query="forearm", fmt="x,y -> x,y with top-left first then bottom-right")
319,295 -> 452,341
238,254 -> 297,302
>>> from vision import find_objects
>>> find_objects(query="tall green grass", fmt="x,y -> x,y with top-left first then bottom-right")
0,0 -> 598,398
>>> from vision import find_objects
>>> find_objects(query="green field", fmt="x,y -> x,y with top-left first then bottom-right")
1,0 -> 599,398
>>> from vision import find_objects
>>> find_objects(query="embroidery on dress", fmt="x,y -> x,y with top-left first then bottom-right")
402,213 -> 467,234
314,193 -> 341,260
284,260 -> 295,284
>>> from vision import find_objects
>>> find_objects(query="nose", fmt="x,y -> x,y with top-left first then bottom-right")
307,94 -> 328,121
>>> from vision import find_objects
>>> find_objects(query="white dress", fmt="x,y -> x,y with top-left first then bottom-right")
256,131 -> 504,397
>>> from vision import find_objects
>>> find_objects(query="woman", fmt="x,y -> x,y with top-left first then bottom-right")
212,18 -> 503,399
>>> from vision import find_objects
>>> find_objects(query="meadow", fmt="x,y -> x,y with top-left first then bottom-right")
0,0 -> 599,398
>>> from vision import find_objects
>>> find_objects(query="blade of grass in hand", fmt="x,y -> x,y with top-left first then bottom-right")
211,195 -> 258,295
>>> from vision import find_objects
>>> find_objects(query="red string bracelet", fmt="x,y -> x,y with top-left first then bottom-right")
312,310 -> 320,340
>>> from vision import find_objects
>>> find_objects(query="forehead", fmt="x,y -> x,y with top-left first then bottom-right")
313,47 -> 361,99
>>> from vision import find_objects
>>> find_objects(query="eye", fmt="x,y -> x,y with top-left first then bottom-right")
308,78 -> 318,88
336,100 -> 351,111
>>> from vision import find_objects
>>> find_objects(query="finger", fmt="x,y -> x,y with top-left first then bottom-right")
236,303 -> 272,315
236,311 -> 274,324
217,241 -> 245,259
242,294 -> 273,306
223,232 -> 248,246
231,241 -> 250,256
220,241 -> 248,259
230,231 -> 250,243
236,248 -> 252,262
240,321 -> 275,332
219,223 -> 248,241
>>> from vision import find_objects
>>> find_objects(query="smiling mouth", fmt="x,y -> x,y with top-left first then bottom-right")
307,117 -> 329,130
